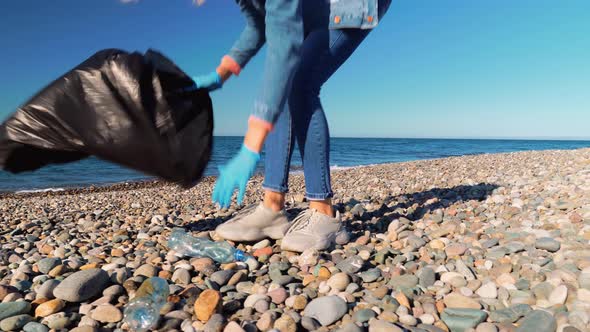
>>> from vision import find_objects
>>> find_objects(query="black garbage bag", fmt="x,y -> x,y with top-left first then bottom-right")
0,48 -> 213,188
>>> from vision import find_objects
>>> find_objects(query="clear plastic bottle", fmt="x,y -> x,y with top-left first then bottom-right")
167,228 -> 248,263
123,277 -> 170,331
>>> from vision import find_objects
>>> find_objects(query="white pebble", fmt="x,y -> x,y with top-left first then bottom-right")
419,313 -> 435,325
460,287 -> 474,297
549,285 -> 568,305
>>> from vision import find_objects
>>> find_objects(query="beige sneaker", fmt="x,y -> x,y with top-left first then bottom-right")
215,203 -> 290,242
280,209 -> 344,252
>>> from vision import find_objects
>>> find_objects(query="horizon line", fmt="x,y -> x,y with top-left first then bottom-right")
212,135 -> 590,141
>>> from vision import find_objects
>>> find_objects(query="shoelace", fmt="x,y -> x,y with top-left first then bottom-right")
286,209 -> 315,234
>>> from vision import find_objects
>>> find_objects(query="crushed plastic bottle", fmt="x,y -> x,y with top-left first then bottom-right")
167,228 -> 248,263
123,277 -> 170,331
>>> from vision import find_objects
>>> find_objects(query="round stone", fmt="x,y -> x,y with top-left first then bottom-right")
53,269 -> 109,302
515,310 -> 557,332
0,301 -> 32,321
90,304 -> 123,323
273,315 -> 297,332
353,309 -> 376,323
254,300 -> 269,313
37,258 -> 61,275
361,268 -> 382,283
102,285 -> 123,297
36,280 -> 61,300
133,264 -> 159,278
327,273 -> 350,291
389,274 -> 418,290
244,294 -> 269,308
419,313 -> 435,325
303,295 -> 348,326
171,268 -> 191,285
476,322 -> 498,332
0,314 -> 34,331
419,268 -> 436,287
444,293 -> 481,309
476,282 -> 498,299
194,289 -> 221,322
301,316 -> 321,331
23,322 -> 49,332
548,285 -> 568,305
399,314 -> 417,326
267,287 -> 288,304
445,243 -> 468,256
224,321 -> 245,332
534,238 -> 561,252
35,299 -> 64,318
210,270 -> 235,287
368,319 -> 403,332
441,308 -> 488,332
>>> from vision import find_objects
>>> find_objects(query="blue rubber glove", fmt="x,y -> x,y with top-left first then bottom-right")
192,71 -> 222,91
212,144 -> 260,208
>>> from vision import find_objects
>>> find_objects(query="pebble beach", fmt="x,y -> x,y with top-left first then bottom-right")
1,148 -> 590,332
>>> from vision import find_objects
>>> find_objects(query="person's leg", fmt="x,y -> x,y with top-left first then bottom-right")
279,29 -> 358,252
281,0 -> 392,251
291,29 -> 373,211
215,108 -> 294,242
295,0 -> 392,215
261,107 -> 296,211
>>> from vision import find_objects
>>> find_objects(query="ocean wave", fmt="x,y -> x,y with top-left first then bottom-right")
288,164 -> 372,175
16,188 -> 65,194
330,164 -> 354,171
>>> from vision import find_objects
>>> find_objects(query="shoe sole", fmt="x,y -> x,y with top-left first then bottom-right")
217,220 -> 290,242
280,230 -> 345,253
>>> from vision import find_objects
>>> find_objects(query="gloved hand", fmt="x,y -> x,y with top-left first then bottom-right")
192,71 -> 222,91
212,144 -> 260,208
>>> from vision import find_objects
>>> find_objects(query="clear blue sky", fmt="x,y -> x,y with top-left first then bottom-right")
1,0 -> 589,139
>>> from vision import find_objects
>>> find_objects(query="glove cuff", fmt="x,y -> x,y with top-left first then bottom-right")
191,72 -> 222,90
212,72 -> 223,89
241,144 -> 261,162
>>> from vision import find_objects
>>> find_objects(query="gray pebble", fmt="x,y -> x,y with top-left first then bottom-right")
0,314 -> 33,331
0,302 -> 32,321
534,237 -> 561,252
515,310 -> 557,332
354,309 -> 376,323
53,269 -> 109,302
37,258 -> 61,274
204,313 -> 227,332
36,280 -> 60,300
210,270 -> 235,286
23,322 -> 50,332
360,268 -> 382,283
301,316 -> 321,331
419,267 -> 436,287
303,295 -> 348,326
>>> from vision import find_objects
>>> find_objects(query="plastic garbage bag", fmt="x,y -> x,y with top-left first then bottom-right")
0,48 -> 213,188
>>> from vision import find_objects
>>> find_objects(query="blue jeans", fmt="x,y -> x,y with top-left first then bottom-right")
262,0 -> 391,200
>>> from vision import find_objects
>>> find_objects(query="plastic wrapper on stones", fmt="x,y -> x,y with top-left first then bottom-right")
0,48 -> 213,188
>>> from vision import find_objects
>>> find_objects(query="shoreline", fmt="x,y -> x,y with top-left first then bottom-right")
2,147 -> 586,199
0,164 -> 362,198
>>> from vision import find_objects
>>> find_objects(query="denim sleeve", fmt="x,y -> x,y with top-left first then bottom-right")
228,0 -> 266,69
251,0 -> 304,125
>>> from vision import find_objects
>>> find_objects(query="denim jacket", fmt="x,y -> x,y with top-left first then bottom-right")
329,0 -> 379,29
227,0 -> 379,126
